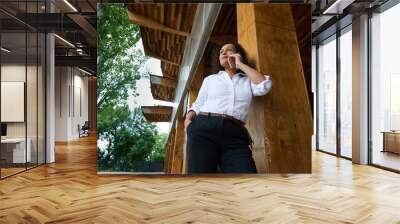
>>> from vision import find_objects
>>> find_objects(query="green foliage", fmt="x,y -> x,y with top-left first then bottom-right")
97,4 -> 167,172
97,106 -> 160,171
148,133 -> 168,162
97,3 -> 144,111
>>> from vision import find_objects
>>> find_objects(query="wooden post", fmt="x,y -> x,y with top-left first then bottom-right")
163,125 -> 175,173
237,4 -> 312,173
171,111 -> 185,174
169,124 -> 176,173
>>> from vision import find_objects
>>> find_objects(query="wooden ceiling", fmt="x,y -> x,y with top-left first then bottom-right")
127,4 -> 197,104
209,4 -> 237,44
141,106 -> 173,122
161,61 -> 180,80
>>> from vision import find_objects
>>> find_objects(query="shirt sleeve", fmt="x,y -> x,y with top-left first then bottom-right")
188,77 -> 209,115
250,75 -> 272,96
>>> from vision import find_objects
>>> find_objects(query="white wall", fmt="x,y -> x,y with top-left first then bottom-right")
55,66 -> 69,141
55,67 -> 89,141
70,71 -> 89,138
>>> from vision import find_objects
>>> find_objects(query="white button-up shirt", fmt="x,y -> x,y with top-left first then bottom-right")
189,70 -> 272,122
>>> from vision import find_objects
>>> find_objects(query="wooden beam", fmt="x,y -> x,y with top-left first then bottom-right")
144,47 -> 180,67
150,75 -> 177,88
158,58 -> 180,67
161,72 -> 177,79
141,106 -> 172,115
127,10 -> 189,37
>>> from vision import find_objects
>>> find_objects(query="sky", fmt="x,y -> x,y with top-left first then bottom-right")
127,39 -> 172,134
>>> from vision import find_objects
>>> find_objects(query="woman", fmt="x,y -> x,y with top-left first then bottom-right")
185,43 -> 272,173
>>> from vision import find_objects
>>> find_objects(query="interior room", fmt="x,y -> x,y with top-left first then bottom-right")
314,0 -> 400,171
0,0 -> 96,179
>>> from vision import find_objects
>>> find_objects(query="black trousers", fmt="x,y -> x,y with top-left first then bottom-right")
186,114 -> 257,174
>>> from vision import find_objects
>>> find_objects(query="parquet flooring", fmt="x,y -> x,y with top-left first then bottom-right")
1,135 -> 400,223
1,167 -> 26,178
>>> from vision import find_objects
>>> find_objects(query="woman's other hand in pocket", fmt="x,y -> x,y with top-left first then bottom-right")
184,110 -> 196,130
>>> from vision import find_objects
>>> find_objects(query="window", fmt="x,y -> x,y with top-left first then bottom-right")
370,2 -> 400,171
316,25 -> 353,159
317,35 -> 337,154
339,27 -> 352,158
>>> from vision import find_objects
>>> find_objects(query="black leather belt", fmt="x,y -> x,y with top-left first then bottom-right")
199,112 -> 244,125
198,112 -> 254,147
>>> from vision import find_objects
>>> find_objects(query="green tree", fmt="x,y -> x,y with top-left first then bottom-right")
98,106 -> 158,171
97,4 -> 167,172
97,3 -> 144,112
147,133 -> 168,162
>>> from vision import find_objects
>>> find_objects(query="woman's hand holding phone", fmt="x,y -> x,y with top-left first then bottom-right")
228,53 -> 242,69
228,56 -> 236,69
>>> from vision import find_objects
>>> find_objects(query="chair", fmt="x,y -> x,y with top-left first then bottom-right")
79,121 -> 90,138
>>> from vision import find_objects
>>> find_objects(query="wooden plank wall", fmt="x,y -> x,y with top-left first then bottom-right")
237,4 -> 312,173
236,6 -> 268,173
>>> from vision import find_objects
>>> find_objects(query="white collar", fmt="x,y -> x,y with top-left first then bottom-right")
219,70 -> 245,78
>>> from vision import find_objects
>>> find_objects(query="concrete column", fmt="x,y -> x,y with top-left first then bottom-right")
352,14 -> 369,164
45,0 -> 55,163
46,32 -> 55,163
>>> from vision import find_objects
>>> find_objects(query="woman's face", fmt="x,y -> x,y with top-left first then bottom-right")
219,43 -> 236,68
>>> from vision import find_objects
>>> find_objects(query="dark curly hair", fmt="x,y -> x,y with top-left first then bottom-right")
217,42 -> 250,74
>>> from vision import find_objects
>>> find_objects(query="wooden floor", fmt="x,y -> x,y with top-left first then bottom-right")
1,136 -> 400,223
1,163 -> 44,178
372,151 -> 400,171
1,167 -> 26,178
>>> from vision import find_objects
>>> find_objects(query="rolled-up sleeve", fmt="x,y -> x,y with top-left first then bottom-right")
251,75 -> 272,96
188,77 -> 209,115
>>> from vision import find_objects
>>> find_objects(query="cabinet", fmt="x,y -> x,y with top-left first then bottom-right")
382,132 -> 400,154
0,138 -> 32,164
